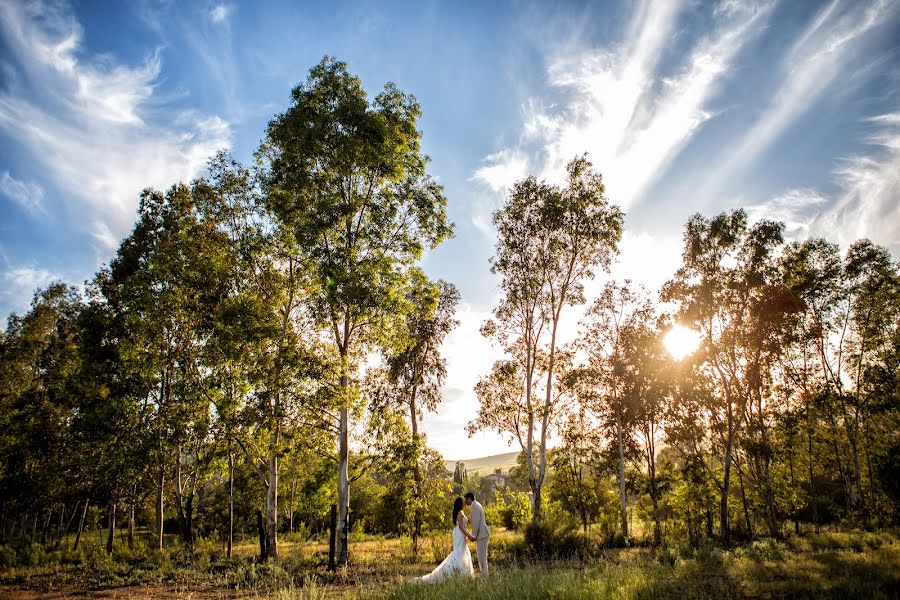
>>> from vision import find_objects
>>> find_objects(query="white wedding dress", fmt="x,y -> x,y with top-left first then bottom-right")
413,514 -> 475,583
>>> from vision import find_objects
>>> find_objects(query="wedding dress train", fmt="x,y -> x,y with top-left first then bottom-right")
413,514 -> 475,583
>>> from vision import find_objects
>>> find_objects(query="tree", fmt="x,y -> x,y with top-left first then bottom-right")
262,57 -> 452,565
577,281 -> 652,540
479,156 -> 623,523
548,407 -> 605,532
372,274 -> 459,554
662,210 -> 799,543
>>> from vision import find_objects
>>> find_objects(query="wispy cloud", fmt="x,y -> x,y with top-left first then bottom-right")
811,113 -> 900,251
705,0 -> 898,198
0,1 -> 231,255
0,265 -> 61,319
746,188 -> 828,240
753,112 -> 900,253
0,172 -> 46,216
209,4 -> 233,24
469,0 -> 773,233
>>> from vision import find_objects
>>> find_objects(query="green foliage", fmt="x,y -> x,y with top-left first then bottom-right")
484,488 -> 532,530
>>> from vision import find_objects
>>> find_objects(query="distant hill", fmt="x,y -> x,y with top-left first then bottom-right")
444,451 -> 519,475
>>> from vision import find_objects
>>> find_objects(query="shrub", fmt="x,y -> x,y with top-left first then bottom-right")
523,520 -> 590,560
0,545 -> 16,568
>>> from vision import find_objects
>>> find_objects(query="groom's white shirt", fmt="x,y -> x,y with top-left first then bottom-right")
469,500 -> 490,540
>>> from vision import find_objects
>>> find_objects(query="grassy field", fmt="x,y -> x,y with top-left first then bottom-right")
0,528 -> 898,598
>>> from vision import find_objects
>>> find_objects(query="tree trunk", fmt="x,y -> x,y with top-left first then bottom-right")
227,441 -> 234,559
174,446 -> 194,544
616,408 -> 628,540
73,500 -> 88,551
54,506 -> 65,548
256,509 -> 266,559
265,418 -> 279,559
328,504 -> 337,571
106,499 -> 116,554
58,501 -> 80,550
737,463 -> 753,539
720,403 -> 735,545
409,396 -> 423,558
156,467 -> 164,550
128,485 -> 136,548
289,478 -> 297,535
39,510 -> 50,546
336,362 -> 350,566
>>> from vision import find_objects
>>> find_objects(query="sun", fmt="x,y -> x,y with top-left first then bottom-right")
664,325 -> 700,360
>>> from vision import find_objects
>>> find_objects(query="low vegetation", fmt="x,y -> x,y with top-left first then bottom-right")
0,529 -> 897,599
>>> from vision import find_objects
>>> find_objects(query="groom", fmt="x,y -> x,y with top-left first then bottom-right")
465,492 -> 490,578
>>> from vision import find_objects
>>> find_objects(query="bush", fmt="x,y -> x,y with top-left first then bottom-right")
0,545 -> 16,568
484,489 -> 531,530
523,520 -> 591,560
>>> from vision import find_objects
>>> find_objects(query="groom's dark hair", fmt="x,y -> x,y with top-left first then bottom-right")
465,492 -> 475,501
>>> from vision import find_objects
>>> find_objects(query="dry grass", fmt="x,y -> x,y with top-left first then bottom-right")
0,529 -> 898,599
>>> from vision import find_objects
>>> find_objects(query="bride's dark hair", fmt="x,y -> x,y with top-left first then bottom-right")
452,497 -> 464,524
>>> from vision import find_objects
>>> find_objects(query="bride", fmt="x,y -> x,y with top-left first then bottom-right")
412,497 -> 475,583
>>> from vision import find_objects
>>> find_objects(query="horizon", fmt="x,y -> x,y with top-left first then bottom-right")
2,0 -> 899,459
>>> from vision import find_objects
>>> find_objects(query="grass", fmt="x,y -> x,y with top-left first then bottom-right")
0,528 -> 898,598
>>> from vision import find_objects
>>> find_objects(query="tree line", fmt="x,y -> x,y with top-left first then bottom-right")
471,178 -> 899,545
0,57 -> 897,570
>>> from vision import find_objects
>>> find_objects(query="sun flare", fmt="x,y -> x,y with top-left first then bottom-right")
664,325 -> 700,360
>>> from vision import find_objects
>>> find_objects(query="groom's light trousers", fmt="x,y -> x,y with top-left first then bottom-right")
475,537 -> 489,578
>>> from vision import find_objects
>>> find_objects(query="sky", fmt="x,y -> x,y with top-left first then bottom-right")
1,0 -> 899,460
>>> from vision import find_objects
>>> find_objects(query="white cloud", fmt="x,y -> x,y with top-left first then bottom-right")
0,1 -> 231,255
1,266 -> 60,318
0,171 -> 46,216
210,4 -> 233,24
472,0 -> 773,225
746,188 -> 828,240
753,113 -> 900,254
810,113 -> 900,251
705,0 -> 897,196
471,149 -> 529,194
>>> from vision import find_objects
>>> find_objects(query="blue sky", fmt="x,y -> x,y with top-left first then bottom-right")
1,0 -> 899,458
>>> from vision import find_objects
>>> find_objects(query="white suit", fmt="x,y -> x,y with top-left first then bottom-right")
468,500 -> 490,577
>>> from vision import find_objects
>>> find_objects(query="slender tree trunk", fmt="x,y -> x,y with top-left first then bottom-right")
128,485 -> 136,548
649,463 -> 661,546
788,451 -> 800,535
524,334 -> 539,524
616,407 -> 628,540
156,467 -> 164,550
336,347 -> 351,567
409,396 -> 423,557
58,501 -> 80,550
328,504 -> 337,571
736,462 -> 753,539
174,446 -> 192,544
289,478 -> 297,535
721,425 -> 734,545
265,415 -> 279,559
227,441 -> 234,559
537,317 -> 562,524
31,514 -> 37,545
106,499 -> 116,554
40,511 -> 51,545
256,509 -> 266,559
73,500 -> 88,551
55,506 -> 65,548
337,402 -> 350,565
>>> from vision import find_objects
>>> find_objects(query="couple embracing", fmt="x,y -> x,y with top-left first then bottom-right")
413,492 -> 490,583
